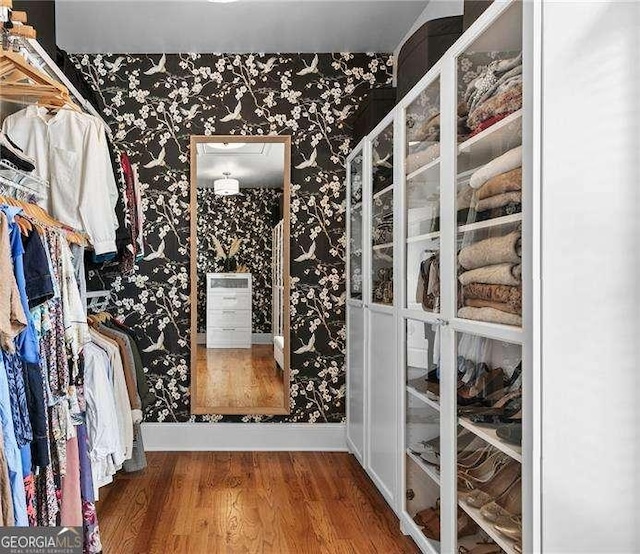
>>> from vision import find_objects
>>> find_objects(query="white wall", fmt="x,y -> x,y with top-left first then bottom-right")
393,0 -> 464,84
541,1 -> 640,551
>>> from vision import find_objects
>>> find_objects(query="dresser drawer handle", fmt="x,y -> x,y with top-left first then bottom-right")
222,328 -> 236,331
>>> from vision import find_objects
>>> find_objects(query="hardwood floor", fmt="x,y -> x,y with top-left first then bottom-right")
194,345 -> 285,409
97,452 -> 419,554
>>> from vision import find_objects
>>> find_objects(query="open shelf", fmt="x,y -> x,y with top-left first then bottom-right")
407,386 -> 440,412
407,157 -> 440,181
373,183 -> 393,200
458,500 -> 520,554
458,417 -> 522,463
372,242 -> 394,251
458,213 -> 522,233
407,449 -> 441,486
407,231 -> 440,244
458,110 -> 522,173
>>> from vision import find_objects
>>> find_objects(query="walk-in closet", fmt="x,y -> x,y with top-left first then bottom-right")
0,1 -> 637,553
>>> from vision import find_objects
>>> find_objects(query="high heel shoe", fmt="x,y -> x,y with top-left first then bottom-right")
462,461 -> 520,507
458,452 -> 509,491
457,443 -> 492,470
480,477 -> 521,522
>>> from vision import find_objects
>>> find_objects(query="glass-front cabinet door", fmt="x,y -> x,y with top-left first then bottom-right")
400,2 -> 528,554
370,121 -> 395,307
349,151 -> 364,301
454,3 -> 525,554
405,77 -> 441,314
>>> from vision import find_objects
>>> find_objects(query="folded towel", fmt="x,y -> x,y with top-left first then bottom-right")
477,168 -> 522,200
470,146 -> 522,190
458,306 -> 522,326
463,283 -> 522,312
458,231 -> 521,270
459,263 -> 521,286
476,191 -> 522,212
406,143 -> 440,175
464,298 -> 521,315
468,81 -> 523,131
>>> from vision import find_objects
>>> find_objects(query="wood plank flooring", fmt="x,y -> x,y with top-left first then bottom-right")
97,452 -> 419,554
194,345 -> 285,409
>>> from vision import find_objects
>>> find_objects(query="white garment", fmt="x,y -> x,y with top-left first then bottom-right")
2,106 -> 119,254
59,236 -> 91,372
469,145 -> 522,190
83,342 -> 122,498
89,329 -> 133,464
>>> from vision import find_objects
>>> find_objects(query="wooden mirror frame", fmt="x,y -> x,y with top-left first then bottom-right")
189,135 -> 291,415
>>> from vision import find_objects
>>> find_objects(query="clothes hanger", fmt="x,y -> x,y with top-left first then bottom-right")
0,47 -> 82,112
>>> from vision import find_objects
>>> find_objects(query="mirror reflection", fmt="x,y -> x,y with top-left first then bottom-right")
191,137 -> 290,414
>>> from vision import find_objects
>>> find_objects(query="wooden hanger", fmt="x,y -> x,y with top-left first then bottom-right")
0,194 -> 88,246
0,48 -> 82,112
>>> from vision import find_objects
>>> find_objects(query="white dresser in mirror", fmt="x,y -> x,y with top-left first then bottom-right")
206,273 -> 252,349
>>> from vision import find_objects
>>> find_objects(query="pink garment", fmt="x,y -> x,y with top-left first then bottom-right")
60,436 -> 83,527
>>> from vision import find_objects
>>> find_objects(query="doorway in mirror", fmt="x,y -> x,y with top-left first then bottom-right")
190,136 -> 291,415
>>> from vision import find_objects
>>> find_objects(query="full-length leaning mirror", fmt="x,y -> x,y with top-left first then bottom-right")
190,136 -> 291,415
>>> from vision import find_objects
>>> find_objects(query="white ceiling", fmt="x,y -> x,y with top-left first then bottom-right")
56,0 -> 430,54
196,142 -> 285,189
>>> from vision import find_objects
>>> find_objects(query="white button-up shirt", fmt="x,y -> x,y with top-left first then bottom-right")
2,106 -> 119,255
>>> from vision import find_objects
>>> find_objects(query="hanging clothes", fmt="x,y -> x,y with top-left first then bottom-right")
1,106 -> 119,256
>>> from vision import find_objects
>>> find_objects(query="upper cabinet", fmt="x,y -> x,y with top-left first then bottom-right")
349,150 -> 364,301
404,76 -> 441,314
455,1 -> 524,330
370,119 -> 395,307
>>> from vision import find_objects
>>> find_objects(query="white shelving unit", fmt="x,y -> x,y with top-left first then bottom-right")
347,2 -> 536,553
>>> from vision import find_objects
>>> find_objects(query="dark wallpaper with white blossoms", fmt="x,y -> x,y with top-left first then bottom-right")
196,187 -> 282,334
71,52 -> 393,423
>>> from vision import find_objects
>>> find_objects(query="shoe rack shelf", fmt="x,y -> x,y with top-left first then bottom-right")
407,449 -> 441,486
458,501 -> 520,554
458,418 -> 522,463
407,386 -> 441,412
347,2 -> 534,553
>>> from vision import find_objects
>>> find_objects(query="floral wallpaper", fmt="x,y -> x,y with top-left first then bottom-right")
71,52 -> 393,422
196,187 -> 282,334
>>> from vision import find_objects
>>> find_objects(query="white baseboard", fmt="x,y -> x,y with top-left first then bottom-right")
141,422 -> 347,452
252,333 -> 273,344
196,333 -> 273,345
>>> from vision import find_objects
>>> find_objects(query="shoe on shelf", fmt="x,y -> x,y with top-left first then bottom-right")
479,476 -> 522,521
0,133 -> 36,172
457,443 -> 492,470
468,393 -> 522,425
458,543 -> 503,554
457,509 -> 478,539
462,461 -> 520,508
458,452 -> 510,492
413,503 -> 441,541
409,436 -> 439,456
494,515 -> 522,542
496,423 -> 522,446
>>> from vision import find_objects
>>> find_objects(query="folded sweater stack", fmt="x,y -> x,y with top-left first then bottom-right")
462,52 -> 522,136
406,112 -> 441,175
458,230 -> 522,326
468,145 -> 523,222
